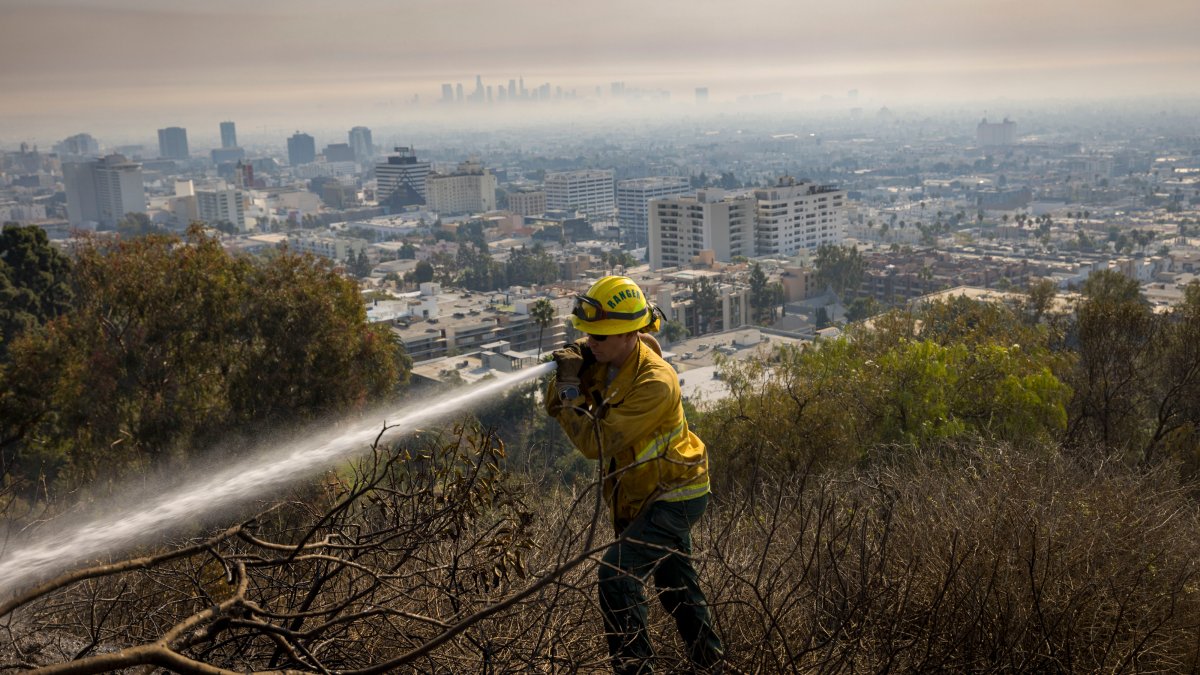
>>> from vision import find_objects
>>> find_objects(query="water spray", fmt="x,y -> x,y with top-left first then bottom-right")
0,361 -> 557,598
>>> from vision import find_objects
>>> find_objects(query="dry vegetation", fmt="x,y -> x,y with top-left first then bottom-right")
3,428 -> 1198,673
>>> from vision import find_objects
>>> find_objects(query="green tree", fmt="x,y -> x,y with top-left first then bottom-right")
0,227 -> 409,492
690,277 -> 721,335
347,249 -> 372,278
661,319 -> 688,345
1066,270 -> 1156,454
845,296 -> 880,323
814,243 -> 866,302
748,262 -> 772,324
529,298 -> 556,358
413,260 -> 435,284
699,302 -> 1070,486
1024,278 -> 1058,325
116,212 -> 165,237
0,224 -> 73,360
814,306 -> 830,329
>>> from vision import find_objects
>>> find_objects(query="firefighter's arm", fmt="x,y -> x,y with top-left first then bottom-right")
546,373 -> 600,459
594,375 -> 675,454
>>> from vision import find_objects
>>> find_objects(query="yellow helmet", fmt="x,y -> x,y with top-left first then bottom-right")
571,275 -> 661,335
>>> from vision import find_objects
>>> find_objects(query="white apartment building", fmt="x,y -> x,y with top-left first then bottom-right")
545,170 -> 615,220
426,160 -> 497,215
286,233 -> 367,262
648,189 -> 756,270
753,176 -> 846,256
376,147 -> 431,206
63,154 -> 146,227
196,183 -> 246,231
616,176 -> 691,245
508,188 -> 546,217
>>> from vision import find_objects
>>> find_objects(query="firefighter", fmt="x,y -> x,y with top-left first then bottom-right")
547,275 -> 724,674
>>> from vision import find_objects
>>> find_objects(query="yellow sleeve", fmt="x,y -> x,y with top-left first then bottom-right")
556,372 -> 674,461
546,373 -> 599,459
594,374 -> 675,454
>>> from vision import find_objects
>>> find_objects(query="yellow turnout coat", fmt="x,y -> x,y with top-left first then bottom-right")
547,339 -> 710,525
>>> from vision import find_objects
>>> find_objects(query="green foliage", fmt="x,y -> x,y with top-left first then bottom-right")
0,228 -> 410,492
1082,269 -> 1143,305
813,243 -> 866,301
698,298 -> 1071,488
506,244 -> 559,287
456,242 -> 506,291
413,260 -> 434,283
116,212 -> 167,237
747,262 -> 777,324
1065,273 -> 1200,464
660,319 -> 688,344
529,297 -> 556,357
690,277 -> 720,335
844,296 -> 880,322
0,224 -> 73,360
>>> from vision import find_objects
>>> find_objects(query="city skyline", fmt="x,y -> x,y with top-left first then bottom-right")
2,0 -> 1199,142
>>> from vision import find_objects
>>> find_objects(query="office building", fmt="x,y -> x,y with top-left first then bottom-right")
211,147 -> 245,164
426,160 -> 497,215
616,176 -> 691,245
649,189 -> 755,270
63,154 -> 146,227
219,121 -> 237,149
196,183 -> 245,231
157,127 -> 189,159
977,117 -> 1017,146
695,87 -> 709,104
55,133 -> 100,157
441,84 -> 454,103
753,176 -> 846,256
323,143 -> 356,163
375,147 -> 431,207
508,188 -> 546,217
544,169 -> 615,221
348,126 -> 373,160
287,132 -> 316,166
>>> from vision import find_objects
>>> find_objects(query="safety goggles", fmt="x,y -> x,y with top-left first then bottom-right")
571,294 -> 648,323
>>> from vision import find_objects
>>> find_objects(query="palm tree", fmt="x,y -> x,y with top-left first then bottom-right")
530,298 -> 556,359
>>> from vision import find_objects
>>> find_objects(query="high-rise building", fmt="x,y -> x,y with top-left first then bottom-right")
348,126 -> 373,160
508,188 -> 546,217
157,127 -> 189,159
544,169 -> 615,221
977,117 -> 1017,146
195,182 -> 245,231
63,154 -> 146,227
211,147 -> 245,164
375,147 -> 431,206
287,132 -> 316,166
219,121 -> 237,149
55,133 -> 100,156
426,160 -> 497,215
753,176 -> 846,256
323,143 -> 356,163
616,176 -> 692,245
649,189 -> 755,270
695,87 -> 709,104
441,84 -> 454,102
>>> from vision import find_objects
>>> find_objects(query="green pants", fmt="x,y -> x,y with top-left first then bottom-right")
599,495 -> 723,674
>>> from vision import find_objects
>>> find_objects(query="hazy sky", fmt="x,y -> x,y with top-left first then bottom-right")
2,0 -> 1198,143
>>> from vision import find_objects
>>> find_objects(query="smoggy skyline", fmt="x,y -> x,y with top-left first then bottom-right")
2,0 -> 1199,143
